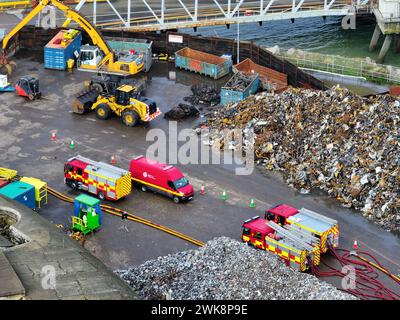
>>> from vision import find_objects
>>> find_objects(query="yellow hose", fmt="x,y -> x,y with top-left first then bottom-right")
47,187 -> 205,247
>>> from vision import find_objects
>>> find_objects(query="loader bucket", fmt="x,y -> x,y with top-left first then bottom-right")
0,60 -> 17,76
72,89 -> 99,114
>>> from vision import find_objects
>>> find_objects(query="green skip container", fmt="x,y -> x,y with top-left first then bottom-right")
175,47 -> 232,79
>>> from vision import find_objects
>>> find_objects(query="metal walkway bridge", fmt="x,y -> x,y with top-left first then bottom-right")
1,0 -> 372,31
80,0 -> 372,31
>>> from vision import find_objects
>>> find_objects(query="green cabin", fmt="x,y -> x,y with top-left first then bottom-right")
72,194 -> 102,235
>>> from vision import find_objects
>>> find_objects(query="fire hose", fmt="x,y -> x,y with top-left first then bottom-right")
46,186 -> 205,247
310,246 -> 400,300
47,187 -> 399,299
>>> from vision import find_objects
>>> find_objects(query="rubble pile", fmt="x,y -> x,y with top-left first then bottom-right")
205,86 -> 400,232
164,103 -> 199,120
116,237 -> 355,300
164,85 -> 219,120
184,84 -> 220,106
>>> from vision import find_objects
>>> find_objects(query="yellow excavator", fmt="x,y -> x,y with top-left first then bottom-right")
0,0 -> 144,76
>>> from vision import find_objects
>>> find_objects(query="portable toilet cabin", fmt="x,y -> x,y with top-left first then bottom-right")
72,194 -> 102,235
0,180 -> 36,209
44,29 -> 82,70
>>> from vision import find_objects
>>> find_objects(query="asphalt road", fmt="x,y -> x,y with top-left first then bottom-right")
0,50 -> 399,295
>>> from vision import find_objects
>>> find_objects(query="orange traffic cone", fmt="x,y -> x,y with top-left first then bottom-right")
51,132 -> 57,141
110,154 -> 117,165
200,185 -> 205,195
353,240 -> 358,250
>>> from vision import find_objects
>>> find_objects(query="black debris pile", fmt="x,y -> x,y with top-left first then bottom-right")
164,103 -> 200,120
183,84 -> 220,106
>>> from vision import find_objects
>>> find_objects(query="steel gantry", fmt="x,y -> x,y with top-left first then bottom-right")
64,0 -> 371,31
0,0 -> 372,31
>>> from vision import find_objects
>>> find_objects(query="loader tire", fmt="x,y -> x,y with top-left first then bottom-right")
122,110 -> 139,127
96,104 -> 111,120
91,82 -> 103,93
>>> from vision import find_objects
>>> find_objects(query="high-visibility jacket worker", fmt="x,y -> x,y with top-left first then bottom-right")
82,214 -> 87,227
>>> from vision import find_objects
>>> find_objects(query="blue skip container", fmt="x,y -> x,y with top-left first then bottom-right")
0,180 -> 36,209
220,72 -> 260,106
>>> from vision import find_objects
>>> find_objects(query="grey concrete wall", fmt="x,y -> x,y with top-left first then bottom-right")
0,195 -> 137,300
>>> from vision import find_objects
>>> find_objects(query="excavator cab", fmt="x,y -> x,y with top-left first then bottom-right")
78,45 -> 103,69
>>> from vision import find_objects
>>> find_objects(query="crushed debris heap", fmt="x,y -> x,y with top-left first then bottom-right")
116,237 -> 355,300
206,86 -> 400,233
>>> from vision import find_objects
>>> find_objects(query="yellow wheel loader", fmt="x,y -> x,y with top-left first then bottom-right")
72,84 -> 161,127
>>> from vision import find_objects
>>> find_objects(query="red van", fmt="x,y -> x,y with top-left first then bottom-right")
129,156 -> 194,203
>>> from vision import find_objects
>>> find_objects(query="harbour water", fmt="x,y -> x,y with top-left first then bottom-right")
185,15 -> 400,67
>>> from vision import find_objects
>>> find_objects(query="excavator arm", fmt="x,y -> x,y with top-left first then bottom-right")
50,0 -> 113,59
2,1 -> 47,50
1,0 -> 113,63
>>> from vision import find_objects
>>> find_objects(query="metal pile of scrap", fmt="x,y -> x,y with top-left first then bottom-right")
116,237 -> 355,300
224,72 -> 256,91
205,86 -> 400,232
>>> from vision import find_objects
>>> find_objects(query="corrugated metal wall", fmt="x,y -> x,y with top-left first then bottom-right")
17,26 -> 326,90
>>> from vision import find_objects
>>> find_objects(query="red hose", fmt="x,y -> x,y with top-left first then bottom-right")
310,246 -> 400,300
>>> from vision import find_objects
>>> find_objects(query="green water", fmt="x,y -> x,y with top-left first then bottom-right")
185,15 -> 400,67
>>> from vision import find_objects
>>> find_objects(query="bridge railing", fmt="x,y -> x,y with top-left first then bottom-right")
91,0 -> 354,29
275,50 -> 400,84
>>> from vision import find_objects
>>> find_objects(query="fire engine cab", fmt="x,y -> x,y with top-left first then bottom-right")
242,204 -> 339,271
64,155 -> 132,201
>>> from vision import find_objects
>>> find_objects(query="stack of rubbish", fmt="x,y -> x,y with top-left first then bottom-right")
184,84 -> 220,106
164,103 -> 200,120
164,84 -> 219,120
205,86 -> 400,232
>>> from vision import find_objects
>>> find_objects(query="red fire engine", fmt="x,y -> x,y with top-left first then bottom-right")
64,155 -> 132,201
242,204 -> 339,271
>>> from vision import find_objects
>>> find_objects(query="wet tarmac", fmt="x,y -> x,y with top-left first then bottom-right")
1,49 -> 399,296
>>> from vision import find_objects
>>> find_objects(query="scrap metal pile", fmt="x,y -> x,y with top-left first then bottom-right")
116,237 -> 355,300
223,72 -> 256,91
205,86 -> 400,232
